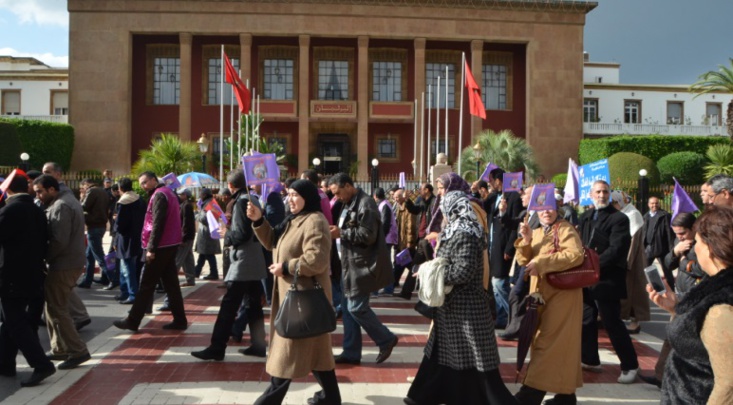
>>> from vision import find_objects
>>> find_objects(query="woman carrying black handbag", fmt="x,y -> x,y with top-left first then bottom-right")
248,179 -> 341,405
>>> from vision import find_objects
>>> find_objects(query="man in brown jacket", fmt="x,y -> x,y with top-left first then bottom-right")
78,178 -> 111,288
386,188 -> 416,295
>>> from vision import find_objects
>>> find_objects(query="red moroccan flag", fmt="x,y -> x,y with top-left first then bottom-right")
464,61 -> 486,119
223,53 -> 251,114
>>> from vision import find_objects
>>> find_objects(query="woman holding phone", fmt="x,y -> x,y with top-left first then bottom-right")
647,206 -> 733,404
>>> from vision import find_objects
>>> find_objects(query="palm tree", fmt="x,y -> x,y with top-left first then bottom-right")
458,129 -> 539,181
690,59 -> 733,140
131,133 -> 200,177
704,143 -> 733,177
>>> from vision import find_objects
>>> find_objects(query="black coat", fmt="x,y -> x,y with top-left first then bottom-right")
114,195 -> 146,259
663,238 -> 706,295
578,205 -> 631,300
643,210 -> 674,259
484,191 -> 522,278
0,194 -> 48,298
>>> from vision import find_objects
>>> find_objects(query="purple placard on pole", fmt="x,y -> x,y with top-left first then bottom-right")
206,210 -> 221,240
399,172 -> 406,189
241,153 -> 280,187
396,248 -> 412,266
480,162 -> 499,182
528,183 -> 557,212
503,172 -> 523,193
161,172 -> 181,190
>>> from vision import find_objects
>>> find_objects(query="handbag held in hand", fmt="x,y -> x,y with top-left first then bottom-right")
274,269 -> 337,339
546,223 -> 600,289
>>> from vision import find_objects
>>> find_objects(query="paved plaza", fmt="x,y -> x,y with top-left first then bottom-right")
0,237 -> 667,404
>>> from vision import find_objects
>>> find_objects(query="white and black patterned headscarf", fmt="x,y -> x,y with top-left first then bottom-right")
440,190 -> 484,242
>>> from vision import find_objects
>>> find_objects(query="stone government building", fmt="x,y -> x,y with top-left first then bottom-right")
68,0 -> 595,178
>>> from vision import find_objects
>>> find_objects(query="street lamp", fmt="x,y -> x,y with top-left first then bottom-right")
312,157 -> 321,173
20,152 -> 30,171
371,158 -> 380,192
411,160 -> 417,178
638,168 -> 649,215
473,141 -> 481,181
196,133 -> 209,173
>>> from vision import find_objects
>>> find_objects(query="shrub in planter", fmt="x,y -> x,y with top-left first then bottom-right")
657,151 -> 706,185
608,152 -> 660,187
0,123 -> 22,167
551,173 -> 567,189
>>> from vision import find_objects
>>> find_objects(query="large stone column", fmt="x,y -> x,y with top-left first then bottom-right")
471,40 -> 483,143
357,36 -> 369,180
414,38 -> 426,182
179,33 -> 192,141
298,35 -> 310,174
239,34 -> 252,87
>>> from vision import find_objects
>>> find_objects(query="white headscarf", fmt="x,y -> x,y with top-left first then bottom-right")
611,190 -> 643,236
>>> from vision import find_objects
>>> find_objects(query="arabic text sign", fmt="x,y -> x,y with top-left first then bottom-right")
579,159 -> 610,206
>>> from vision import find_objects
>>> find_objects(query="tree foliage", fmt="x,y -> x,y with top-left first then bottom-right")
131,133 -> 200,177
690,59 -> 733,139
704,143 -> 733,177
458,129 -> 539,181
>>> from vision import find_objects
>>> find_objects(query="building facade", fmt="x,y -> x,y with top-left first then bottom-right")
68,0 -> 595,177
583,55 -> 728,138
0,56 -> 69,123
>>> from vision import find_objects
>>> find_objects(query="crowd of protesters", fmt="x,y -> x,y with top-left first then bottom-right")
0,162 -> 731,405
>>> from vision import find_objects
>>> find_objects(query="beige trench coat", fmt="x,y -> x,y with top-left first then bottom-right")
514,219 -> 585,394
253,211 -> 335,379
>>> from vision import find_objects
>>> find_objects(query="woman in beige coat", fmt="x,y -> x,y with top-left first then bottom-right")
248,179 -> 341,405
513,209 -> 585,405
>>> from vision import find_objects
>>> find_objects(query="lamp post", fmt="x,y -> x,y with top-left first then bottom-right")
473,141 -> 481,181
312,157 -> 321,173
371,158 -> 380,192
638,169 -> 649,215
411,160 -> 417,178
196,133 -> 209,173
20,152 -> 30,171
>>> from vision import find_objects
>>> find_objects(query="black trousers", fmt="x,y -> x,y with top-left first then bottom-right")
128,246 -> 187,327
504,266 -> 530,336
581,292 -> 639,371
254,369 -> 341,405
211,280 -> 266,351
0,295 -> 54,371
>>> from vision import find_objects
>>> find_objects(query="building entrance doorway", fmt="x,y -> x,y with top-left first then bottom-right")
317,134 -> 350,174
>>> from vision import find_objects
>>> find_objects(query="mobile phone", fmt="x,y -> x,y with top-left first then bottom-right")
644,265 -> 666,294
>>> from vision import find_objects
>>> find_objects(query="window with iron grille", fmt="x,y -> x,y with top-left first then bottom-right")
153,57 -> 180,105
372,61 -> 402,102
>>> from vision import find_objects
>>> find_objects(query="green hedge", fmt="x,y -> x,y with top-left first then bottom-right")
0,119 -> 74,171
551,173 -> 567,189
0,123 -> 23,167
579,135 -> 729,164
608,152 -> 660,186
657,152 -> 707,185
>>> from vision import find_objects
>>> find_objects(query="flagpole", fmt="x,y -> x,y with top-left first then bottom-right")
250,85 -> 256,152
413,97 -> 418,179
230,82 -> 234,172
256,94 -> 261,152
420,91 -> 425,183
458,53 -> 465,176
427,84 -> 432,177
436,76 -> 440,164
219,45 -> 224,185
444,65 -> 449,160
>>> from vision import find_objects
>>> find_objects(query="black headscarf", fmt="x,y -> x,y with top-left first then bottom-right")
272,179 -> 322,243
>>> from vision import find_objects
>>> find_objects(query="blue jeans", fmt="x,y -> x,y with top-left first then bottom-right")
492,276 -> 510,327
119,257 -> 139,301
83,227 -> 108,285
340,288 -> 396,360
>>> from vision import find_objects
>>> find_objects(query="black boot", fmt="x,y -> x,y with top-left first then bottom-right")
515,385 -> 546,405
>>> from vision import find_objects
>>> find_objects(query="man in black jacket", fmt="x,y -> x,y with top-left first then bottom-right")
329,173 -> 397,365
642,197 -> 675,290
176,188 -> 197,287
578,180 -> 639,384
0,175 -> 56,386
483,168 -> 523,329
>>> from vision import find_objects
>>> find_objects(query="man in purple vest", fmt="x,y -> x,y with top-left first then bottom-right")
113,172 -> 188,332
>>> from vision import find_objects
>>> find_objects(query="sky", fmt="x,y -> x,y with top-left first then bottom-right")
0,0 -> 731,85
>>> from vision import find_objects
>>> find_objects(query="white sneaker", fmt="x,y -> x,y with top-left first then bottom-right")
618,368 -> 638,384
581,362 -> 603,373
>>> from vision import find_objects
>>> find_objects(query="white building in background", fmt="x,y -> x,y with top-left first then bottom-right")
0,56 -> 69,123
583,53 -> 728,137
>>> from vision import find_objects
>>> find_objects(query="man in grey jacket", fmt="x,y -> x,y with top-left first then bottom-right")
33,175 -> 92,370
328,173 -> 397,365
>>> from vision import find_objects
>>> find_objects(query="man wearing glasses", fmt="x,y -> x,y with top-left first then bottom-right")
708,174 -> 733,207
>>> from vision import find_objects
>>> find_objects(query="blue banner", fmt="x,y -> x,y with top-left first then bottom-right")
578,158 -> 610,206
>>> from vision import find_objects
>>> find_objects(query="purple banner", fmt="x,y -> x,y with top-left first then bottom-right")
206,210 -> 221,240
241,153 -> 280,187
161,172 -> 181,190
528,183 -> 557,212
480,162 -> 499,183
396,248 -> 412,267
399,172 -> 406,189
503,172 -> 523,193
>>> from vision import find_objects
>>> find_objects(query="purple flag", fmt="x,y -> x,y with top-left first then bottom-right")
671,178 -> 698,221
241,153 -> 280,187
399,172 -> 406,189
206,210 -> 221,240
528,183 -> 557,212
503,172 -> 523,193
563,158 -> 579,204
480,162 -> 499,183
396,248 -> 412,266
161,172 -> 181,190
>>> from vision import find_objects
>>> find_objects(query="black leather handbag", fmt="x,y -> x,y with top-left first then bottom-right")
274,270 -> 337,339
